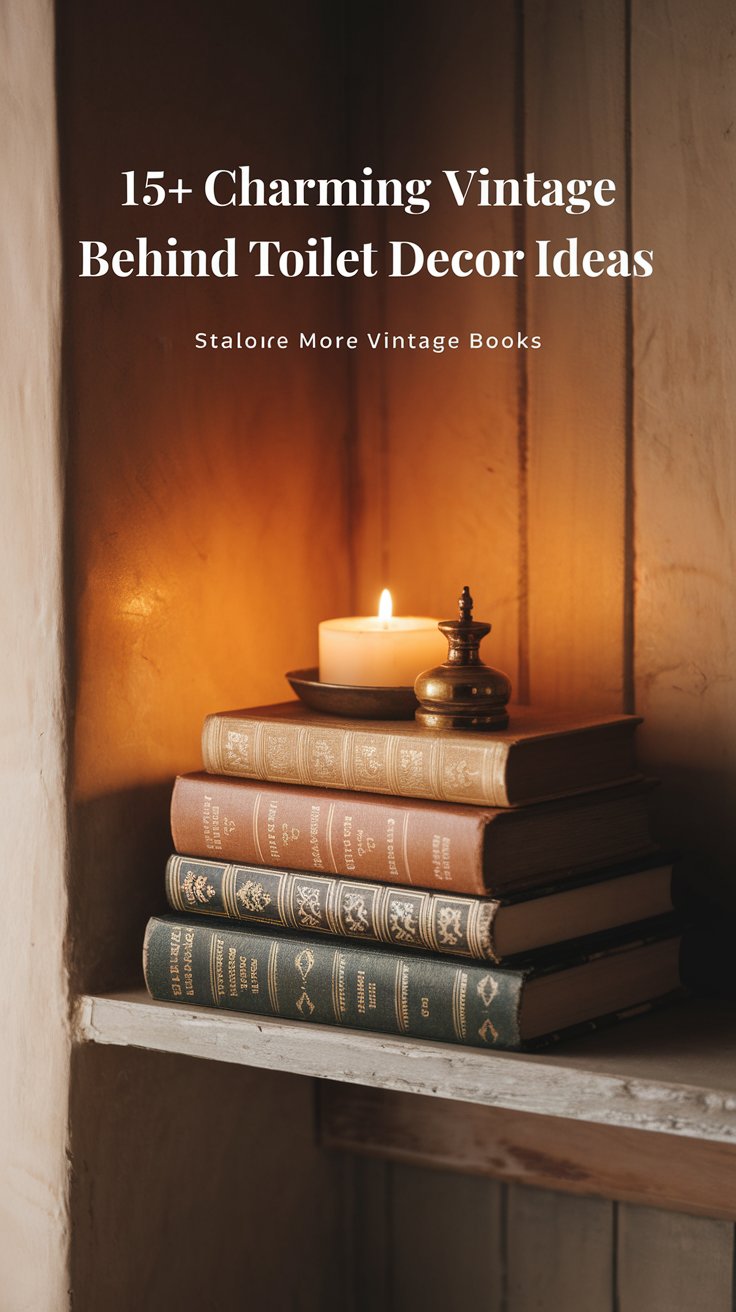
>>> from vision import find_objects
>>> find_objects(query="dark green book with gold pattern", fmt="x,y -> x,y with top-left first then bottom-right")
143,913 -> 682,1051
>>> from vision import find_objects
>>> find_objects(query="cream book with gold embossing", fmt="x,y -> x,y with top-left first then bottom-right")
201,701 -> 642,808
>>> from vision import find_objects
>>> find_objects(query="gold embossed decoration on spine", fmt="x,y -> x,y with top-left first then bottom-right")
414,586 -> 512,731
163,854 -> 507,959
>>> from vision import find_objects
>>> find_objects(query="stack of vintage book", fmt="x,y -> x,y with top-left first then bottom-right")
143,703 -> 682,1051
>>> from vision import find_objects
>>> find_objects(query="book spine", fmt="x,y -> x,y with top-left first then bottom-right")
171,775 -> 489,894
202,712 -> 512,807
166,854 -> 499,961
143,914 -> 524,1050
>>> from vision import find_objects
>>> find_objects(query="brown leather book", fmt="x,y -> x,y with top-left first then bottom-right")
201,702 -> 641,808
171,773 -> 656,896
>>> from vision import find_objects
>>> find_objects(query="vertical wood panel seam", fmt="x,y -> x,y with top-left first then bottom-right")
338,0 -> 359,611
499,1181 -> 510,1312
612,1200 -> 621,1312
375,0 -> 391,586
377,203 -> 391,585
338,1149 -> 358,1311
623,0 -> 636,714
57,3 -> 81,1002
731,1220 -> 736,1312
515,0 -> 530,704
385,1159 -> 396,1312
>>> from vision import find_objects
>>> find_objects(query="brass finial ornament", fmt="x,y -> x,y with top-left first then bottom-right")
414,586 -> 512,730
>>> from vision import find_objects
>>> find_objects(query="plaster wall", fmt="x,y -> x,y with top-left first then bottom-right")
0,1 -> 70,1306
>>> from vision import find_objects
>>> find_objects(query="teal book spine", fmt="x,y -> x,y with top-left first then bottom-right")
143,913 -> 525,1050
165,853 -> 498,961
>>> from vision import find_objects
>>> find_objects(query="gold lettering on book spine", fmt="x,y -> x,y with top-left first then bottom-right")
182,870 -> 217,906
267,941 -> 280,1013
208,930 -> 218,1004
371,886 -> 387,944
236,877 -> 271,915
166,855 -> 183,912
428,738 -> 446,800
340,730 -> 356,792
385,886 -> 404,944
342,888 -> 371,936
251,792 -> 266,865
452,969 -> 469,1040
464,902 -> 481,959
388,898 -> 419,944
394,962 -> 410,1032
207,712 -> 515,804
217,716 -> 228,772
295,883 -> 322,930
323,879 -> 341,935
203,716 -> 218,771
384,735 -> 402,796
482,741 -> 507,807
477,974 -> 500,1007
331,950 -> 343,1022
474,904 -> 496,961
419,892 -> 437,953
276,871 -> 290,926
294,948 -> 316,1015
252,721 -> 268,778
325,802 -> 338,873
220,864 -> 238,920
436,904 -> 464,949
401,812 -> 412,884
296,726 -> 310,783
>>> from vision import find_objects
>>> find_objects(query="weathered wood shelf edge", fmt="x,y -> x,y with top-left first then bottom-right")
75,991 -> 736,1146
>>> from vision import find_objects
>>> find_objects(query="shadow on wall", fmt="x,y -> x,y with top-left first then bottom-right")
69,784 -> 172,994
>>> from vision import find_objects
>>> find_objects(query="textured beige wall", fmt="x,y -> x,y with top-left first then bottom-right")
0,0 -> 70,1306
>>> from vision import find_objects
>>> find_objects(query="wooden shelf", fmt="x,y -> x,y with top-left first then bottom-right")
75,991 -> 736,1146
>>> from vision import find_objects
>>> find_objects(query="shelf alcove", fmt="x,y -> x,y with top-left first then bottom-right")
5,0 -> 735,1308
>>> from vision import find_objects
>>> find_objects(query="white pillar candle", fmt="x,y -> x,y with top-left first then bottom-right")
319,590 -> 445,688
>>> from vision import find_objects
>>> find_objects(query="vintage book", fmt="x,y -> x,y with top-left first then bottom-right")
166,852 -> 674,963
201,701 -> 642,807
171,772 -> 656,896
143,914 -> 682,1051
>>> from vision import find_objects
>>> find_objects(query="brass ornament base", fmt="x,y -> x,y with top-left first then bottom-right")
414,586 -> 512,731
416,706 -> 510,731
286,668 -> 418,720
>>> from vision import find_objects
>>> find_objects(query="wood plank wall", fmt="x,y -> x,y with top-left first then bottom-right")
60,0 -> 736,1307
525,0 -> 629,711
341,1161 -> 734,1312
352,0 -> 736,897
632,0 -> 736,910
350,0 -> 521,688
343,1 -> 736,1309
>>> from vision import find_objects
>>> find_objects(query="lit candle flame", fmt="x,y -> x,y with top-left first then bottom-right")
378,588 -> 393,621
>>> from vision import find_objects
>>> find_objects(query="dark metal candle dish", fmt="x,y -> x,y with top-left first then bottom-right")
285,668 -> 418,720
